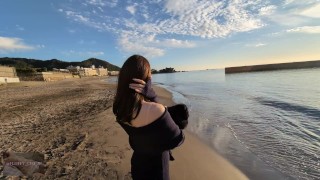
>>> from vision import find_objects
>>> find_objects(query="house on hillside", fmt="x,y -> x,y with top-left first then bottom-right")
108,71 -> 119,76
96,67 -> 108,76
76,65 -> 108,77
79,68 -> 97,77
67,65 -> 80,74
0,65 -> 20,84
53,68 -> 70,73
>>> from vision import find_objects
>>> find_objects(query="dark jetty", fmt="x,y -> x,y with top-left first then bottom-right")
225,60 -> 320,74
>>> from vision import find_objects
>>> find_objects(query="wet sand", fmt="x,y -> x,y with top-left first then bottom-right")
0,77 -> 247,179
153,86 -> 248,180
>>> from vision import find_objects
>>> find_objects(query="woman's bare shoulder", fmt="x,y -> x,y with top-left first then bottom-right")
147,102 -> 166,118
131,102 -> 165,127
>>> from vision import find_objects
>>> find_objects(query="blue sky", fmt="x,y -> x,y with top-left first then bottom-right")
0,0 -> 320,70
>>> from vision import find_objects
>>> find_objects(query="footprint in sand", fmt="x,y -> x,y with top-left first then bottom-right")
96,147 -> 122,164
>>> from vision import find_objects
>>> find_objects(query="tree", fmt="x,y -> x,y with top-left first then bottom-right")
151,69 -> 158,74
158,67 -> 176,73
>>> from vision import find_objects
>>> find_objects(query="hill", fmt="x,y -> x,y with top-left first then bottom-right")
0,57 -> 121,71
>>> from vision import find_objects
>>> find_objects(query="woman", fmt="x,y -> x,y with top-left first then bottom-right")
113,55 -> 185,180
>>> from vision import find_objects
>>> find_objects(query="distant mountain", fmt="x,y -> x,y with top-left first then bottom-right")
79,58 -> 120,71
0,57 -> 121,71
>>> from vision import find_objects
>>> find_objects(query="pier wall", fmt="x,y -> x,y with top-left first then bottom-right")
225,60 -> 320,74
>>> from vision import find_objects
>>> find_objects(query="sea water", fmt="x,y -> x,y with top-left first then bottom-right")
152,68 -> 320,180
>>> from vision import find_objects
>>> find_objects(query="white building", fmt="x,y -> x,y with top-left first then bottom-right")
0,66 -> 20,84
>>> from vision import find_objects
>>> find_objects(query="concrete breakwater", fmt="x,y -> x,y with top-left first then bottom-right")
225,60 -> 320,74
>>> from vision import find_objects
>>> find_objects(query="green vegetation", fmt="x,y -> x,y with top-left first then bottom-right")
152,67 -> 176,74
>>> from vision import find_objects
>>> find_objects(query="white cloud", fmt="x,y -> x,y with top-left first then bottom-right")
36,44 -> 45,48
259,5 -> 277,16
255,43 -> 266,47
126,5 -> 136,15
165,0 -> 197,16
105,0 -> 118,7
117,31 -> 197,57
0,36 -> 35,53
283,0 -> 317,6
90,51 -> 104,56
85,0 -> 118,7
85,0 -> 105,7
142,13 -> 149,19
265,1 -> 320,26
59,0 -> 280,57
65,11 -> 89,23
64,10 -> 116,32
97,6 -> 104,12
68,29 -> 76,33
78,40 -> 96,45
164,39 -> 195,48
130,0 -> 265,38
266,15 -> 306,26
15,25 -> 25,31
283,0 -> 297,6
118,32 -> 164,58
63,50 -> 104,57
246,43 -> 267,47
158,39 -> 196,48
269,32 -> 281,37
286,26 -> 320,33
300,3 -> 320,18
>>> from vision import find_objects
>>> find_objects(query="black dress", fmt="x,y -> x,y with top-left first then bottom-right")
118,108 -> 184,180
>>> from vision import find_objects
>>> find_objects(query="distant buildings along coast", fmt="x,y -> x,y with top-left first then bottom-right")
0,57 -> 121,83
0,64 -> 119,84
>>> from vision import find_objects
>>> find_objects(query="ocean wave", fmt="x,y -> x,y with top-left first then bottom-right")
255,98 -> 320,119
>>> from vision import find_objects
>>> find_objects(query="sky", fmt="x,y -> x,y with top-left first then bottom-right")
0,0 -> 320,71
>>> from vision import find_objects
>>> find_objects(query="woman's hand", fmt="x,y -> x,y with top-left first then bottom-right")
129,78 -> 146,93
130,78 -> 158,102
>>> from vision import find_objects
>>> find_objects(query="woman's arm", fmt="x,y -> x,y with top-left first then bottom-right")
159,110 -> 185,150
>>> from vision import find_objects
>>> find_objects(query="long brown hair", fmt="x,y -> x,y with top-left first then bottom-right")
113,55 -> 151,123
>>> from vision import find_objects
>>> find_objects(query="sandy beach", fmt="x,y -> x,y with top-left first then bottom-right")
0,77 -> 247,179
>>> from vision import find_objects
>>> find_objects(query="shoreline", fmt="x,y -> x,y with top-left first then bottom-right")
153,86 -> 248,180
153,85 -> 293,180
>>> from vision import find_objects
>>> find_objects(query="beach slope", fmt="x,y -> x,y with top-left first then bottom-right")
0,78 -> 247,179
